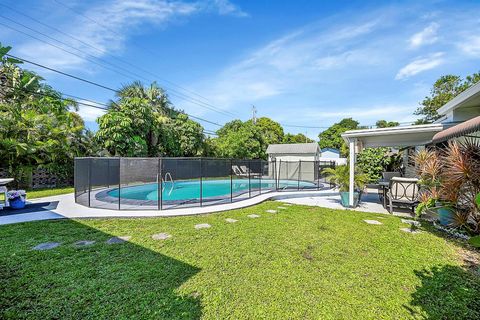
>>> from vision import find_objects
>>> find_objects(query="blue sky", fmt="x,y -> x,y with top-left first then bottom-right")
1,0 -> 480,139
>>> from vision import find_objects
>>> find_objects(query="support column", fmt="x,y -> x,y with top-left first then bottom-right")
349,139 -> 356,207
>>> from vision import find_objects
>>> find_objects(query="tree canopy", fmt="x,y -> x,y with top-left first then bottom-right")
283,133 -> 313,143
318,118 -> 359,156
414,72 -> 480,124
376,120 -> 399,128
96,82 -> 205,157
0,43 -> 95,186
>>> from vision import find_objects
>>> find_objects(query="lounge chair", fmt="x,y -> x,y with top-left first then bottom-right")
232,165 -> 248,177
386,177 -> 419,214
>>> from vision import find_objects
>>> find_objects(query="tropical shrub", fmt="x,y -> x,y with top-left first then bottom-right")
357,147 -> 402,183
322,165 -> 368,192
415,140 -> 480,234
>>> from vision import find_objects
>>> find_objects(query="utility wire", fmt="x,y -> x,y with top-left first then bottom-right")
0,20 -> 236,117
49,0 -> 230,111
1,73 -> 222,128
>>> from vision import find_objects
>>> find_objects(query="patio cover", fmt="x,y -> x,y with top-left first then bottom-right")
340,123 -> 445,206
431,115 -> 480,144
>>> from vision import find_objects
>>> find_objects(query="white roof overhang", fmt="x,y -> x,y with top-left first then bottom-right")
341,123 -> 446,148
437,81 -> 480,116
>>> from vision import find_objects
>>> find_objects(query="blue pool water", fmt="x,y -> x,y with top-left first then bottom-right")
107,179 -> 316,201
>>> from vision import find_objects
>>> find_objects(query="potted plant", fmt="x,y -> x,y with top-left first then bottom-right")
322,165 -> 368,208
7,190 -> 26,209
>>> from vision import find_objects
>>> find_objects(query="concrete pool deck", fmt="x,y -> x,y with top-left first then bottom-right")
0,189 -> 411,225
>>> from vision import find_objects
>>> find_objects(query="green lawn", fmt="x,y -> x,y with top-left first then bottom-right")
1,202 -> 479,319
0,187 -> 73,202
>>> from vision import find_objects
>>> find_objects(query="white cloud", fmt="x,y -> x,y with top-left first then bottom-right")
16,0 -> 246,70
395,52 -> 444,80
458,35 -> 480,56
73,100 -> 107,121
210,0 -> 248,17
409,22 -> 439,48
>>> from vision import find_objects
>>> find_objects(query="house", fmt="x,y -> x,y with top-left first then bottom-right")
320,148 -> 347,165
340,81 -> 480,206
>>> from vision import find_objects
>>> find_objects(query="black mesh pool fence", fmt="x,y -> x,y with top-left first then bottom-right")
74,157 -> 335,210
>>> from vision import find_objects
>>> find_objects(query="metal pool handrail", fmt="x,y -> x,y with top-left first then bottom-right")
163,172 -> 175,196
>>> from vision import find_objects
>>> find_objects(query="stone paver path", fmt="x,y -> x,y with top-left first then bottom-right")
266,210 -> 277,214
277,206 -> 287,210
225,218 -> 238,223
247,214 -> 260,218
106,236 -> 131,244
401,219 -> 421,227
32,242 -> 61,251
195,223 -> 211,229
74,240 -> 96,247
152,233 -> 172,240
363,219 -> 383,225
400,227 -> 422,234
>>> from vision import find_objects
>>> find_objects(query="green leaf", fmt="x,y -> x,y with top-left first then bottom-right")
476,192 -> 480,209
468,235 -> 480,248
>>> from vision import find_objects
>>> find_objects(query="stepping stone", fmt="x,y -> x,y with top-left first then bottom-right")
363,220 -> 383,225
375,216 -> 386,219
400,227 -> 422,234
74,240 -> 96,247
277,206 -> 287,210
106,236 -> 131,244
266,210 -> 277,214
195,223 -> 211,229
32,242 -> 61,251
225,218 -> 238,223
248,214 -> 260,218
401,219 -> 421,227
284,203 -> 293,206
152,233 -> 172,240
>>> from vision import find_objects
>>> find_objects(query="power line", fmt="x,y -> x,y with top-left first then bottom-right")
8,1 -> 239,117
0,20 -> 236,117
1,68 -> 222,128
49,0 -> 229,109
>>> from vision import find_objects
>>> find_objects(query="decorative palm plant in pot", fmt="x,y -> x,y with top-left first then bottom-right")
322,165 -> 368,208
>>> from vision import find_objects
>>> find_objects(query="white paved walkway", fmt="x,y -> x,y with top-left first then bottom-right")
0,189 -> 338,225
0,189 -> 413,226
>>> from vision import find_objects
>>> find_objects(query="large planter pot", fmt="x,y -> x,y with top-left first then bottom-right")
10,197 -> 26,209
340,191 -> 360,208
437,206 -> 454,226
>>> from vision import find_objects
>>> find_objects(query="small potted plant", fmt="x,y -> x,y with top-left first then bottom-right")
322,165 -> 368,208
7,190 -> 26,209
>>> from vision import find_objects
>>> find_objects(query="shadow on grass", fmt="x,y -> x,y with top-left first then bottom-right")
0,220 -> 201,319
406,265 -> 480,319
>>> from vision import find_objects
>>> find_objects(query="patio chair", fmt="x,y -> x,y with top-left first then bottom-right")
381,171 -> 402,182
232,165 -> 248,177
386,177 -> 419,214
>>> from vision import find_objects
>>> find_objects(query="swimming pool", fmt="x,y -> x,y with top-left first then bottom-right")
107,179 -> 316,202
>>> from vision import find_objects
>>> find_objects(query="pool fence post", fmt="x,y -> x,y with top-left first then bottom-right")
88,158 -> 92,208
230,159 -> 233,202
199,158 -> 203,207
117,157 -> 121,210
317,161 -> 320,190
248,160 -> 251,198
298,160 -> 301,190
158,158 -> 162,210
277,159 -> 281,190
259,160 -> 262,194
